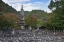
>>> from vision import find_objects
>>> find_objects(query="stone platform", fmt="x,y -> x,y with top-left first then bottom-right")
0,30 -> 64,42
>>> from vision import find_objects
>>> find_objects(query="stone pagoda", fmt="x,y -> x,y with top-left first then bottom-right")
20,5 -> 25,29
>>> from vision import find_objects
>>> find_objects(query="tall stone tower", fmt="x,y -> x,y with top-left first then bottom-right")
20,5 -> 25,29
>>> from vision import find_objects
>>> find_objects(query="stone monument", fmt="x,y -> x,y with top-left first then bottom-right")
20,5 -> 25,29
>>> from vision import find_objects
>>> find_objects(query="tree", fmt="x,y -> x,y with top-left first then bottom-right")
0,13 -> 20,29
3,13 -> 20,28
37,19 -> 43,27
25,16 -> 38,28
48,0 -> 64,30
48,0 -> 54,10
0,15 -> 12,29
0,15 -> 5,28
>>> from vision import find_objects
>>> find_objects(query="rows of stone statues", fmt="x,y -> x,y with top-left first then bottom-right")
0,29 -> 64,42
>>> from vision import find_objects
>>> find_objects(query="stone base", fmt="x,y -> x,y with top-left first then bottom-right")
21,26 -> 25,29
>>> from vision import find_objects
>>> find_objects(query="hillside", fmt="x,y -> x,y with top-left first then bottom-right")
0,0 -> 50,18
18,10 -> 49,18
0,0 -> 18,14
0,0 -> 53,27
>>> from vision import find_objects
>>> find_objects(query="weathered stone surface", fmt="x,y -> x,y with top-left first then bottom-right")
0,30 -> 64,42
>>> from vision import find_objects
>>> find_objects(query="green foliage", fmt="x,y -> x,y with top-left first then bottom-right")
24,10 -> 48,18
47,0 -> 64,30
25,16 -> 38,27
24,10 -> 52,28
46,13 -> 64,30
37,19 -> 43,27
0,13 -> 20,29
0,15 -> 12,29
48,0 -> 54,10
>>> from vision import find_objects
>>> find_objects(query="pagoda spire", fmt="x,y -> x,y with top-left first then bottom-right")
21,5 -> 23,10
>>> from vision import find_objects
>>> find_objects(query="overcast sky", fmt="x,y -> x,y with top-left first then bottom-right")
2,0 -> 51,13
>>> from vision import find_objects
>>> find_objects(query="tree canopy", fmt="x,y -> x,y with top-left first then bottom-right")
47,0 -> 64,30
0,13 -> 20,29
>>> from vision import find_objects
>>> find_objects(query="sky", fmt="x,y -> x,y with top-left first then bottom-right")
2,0 -> 51,13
